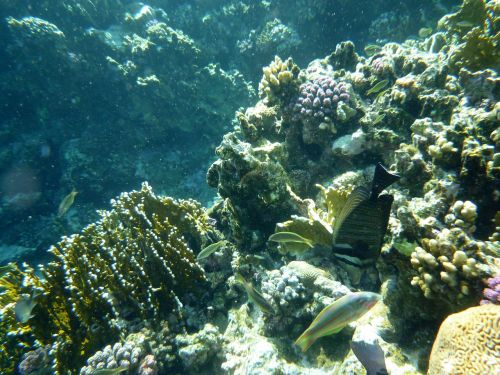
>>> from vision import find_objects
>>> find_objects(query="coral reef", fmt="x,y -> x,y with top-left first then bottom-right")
258,56 -> 302,107
1,183 -> 218,373
2,1 -> 499,374
17,346 -> 51,375
175,323 -> 223,373
80,333 -> 147,374
410,201 -> 497,307
428,304 -> 500,374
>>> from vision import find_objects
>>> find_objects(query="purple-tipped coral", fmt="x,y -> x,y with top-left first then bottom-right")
480,276 -> 500,305
290,76 -> 350,123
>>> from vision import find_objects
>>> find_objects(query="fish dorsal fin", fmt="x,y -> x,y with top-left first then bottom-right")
370,163 -> 400,199
377,194 -> 393,238
333,186 -> 370,242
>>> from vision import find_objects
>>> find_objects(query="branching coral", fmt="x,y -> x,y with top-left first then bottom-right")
258,56 -> 301,106
410,201 -> 498,307
1,183 -> 217,373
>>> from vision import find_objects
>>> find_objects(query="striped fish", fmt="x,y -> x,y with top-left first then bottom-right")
332,163 -> 399,265
235,273 -> 275,315
295,292 -> 381,352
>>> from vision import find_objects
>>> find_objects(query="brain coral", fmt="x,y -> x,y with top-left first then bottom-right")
428,304 -> 500,374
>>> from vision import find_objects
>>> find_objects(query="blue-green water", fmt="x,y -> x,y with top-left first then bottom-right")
0,1 -> 498,374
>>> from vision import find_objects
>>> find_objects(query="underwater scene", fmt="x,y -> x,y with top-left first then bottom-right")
0,0 -> 499,374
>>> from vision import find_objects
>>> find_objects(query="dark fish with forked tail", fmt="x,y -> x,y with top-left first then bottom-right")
351,333 -> 388,375
332,163 -> 399,266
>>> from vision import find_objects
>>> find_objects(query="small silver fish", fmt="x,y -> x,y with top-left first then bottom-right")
366,80 -> 389,95
234,273 -> 274,315
197,240 -> 226,260
268,232 -> 313,247
15,292 -> 39,323
295,292 -> 380,352
58,189 -> 78,217
92,365 -> 129,375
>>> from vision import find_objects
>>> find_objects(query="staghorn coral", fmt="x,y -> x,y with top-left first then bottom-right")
1,183 -> 216,373
428,304 -> 500,374
410,201 -> 498,307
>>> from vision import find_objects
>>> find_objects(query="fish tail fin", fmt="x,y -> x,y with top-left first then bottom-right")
295,331 -> 316,352
371,163 -> 400,199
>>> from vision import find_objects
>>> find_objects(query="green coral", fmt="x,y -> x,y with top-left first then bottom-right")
1,183 -> 216,373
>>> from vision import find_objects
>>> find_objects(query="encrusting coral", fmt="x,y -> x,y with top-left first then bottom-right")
1,183 -> 218,373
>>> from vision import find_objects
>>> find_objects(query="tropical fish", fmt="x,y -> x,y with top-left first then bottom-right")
418,27 -> 433,38
92,366 -> 129,375
58,189 -> 78,217
456,20 -> 474,28
268,232 -> 314,248
364,44 -> 381,56
197,240 -> 226,260
14,292 -> 39,323
374,88 -> 390,104
332,163 -> 400,266
351,333 -> 388,375
366,80 -> 389,95
234,273 -> 274,315
372,113 -> 385,125
295,292 -> 381,352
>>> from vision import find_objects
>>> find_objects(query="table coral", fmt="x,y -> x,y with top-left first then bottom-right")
428,304 -> 500,374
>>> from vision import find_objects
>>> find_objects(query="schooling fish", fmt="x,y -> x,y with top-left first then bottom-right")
295,292 -> 381,352
58,189 -> 78,217
92,365 -> 129,375
332,163 -> 400,266
14,292 -> 39,323
269,232 -> 314,248
197,240 -> 226,260
234,273 -> 275,315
